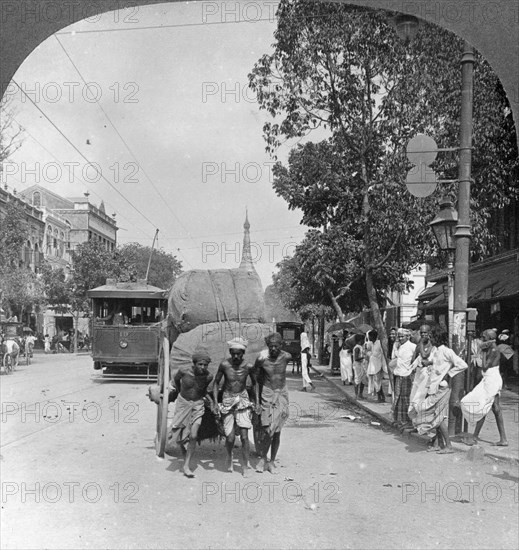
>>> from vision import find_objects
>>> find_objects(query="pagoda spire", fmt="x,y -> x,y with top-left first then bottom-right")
239,208 -> 255,270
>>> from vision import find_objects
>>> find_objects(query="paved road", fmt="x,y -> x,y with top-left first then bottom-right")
1,355 -> 518,549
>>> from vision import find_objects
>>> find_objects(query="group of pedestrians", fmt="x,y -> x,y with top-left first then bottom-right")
167,332 -> 292,478
43,331 -> 90,353
332,323 -> 511,454
338,329 -> 388,402
388,324 -> 509,453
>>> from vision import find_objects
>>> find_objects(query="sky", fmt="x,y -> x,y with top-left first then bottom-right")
1,1 -> 310,289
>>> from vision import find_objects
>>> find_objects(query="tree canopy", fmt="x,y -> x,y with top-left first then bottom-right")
249,0 -> 518,348
117,242 -> 182,290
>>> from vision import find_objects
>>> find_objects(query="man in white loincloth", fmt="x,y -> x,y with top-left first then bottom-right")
213,337 -> 259,477
461,329 -> 508,447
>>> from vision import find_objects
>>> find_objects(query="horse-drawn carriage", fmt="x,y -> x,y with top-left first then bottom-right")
275,322 -> 304,373
0,321 -> 24,373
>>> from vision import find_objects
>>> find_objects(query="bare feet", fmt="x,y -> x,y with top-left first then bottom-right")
265,461 -> 278,475
242,465 -> 251,478
437,448 -> 455,454
255,458 -> 265,473
182,467 -> 195,478
492,441 -> 509,447
226,456 -> 234,473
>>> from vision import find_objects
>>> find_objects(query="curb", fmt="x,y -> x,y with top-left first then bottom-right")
310,365 -> 519,465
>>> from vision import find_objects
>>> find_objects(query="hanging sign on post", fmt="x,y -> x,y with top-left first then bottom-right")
405,134 -> 438,197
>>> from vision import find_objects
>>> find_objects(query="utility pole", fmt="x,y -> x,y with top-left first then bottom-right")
449,42 -> 475,436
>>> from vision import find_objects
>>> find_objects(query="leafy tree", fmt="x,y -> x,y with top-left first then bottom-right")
272,255 -> 335,362
40,263 -> 71,315
0,199 -> 29,269
264,283 -> 301,323
1,267 -> 44,322
0,200 -> 44,322
117,242 -> 182,290
249,0 -> 518,355
69,241 -> 130,313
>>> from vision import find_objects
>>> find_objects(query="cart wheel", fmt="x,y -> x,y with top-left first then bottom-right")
155,335 -> 170,457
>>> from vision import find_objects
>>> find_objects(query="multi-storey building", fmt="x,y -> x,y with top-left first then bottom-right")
20,185 -> 117,255
0,185 -> 46,273
15,185 -> 118,337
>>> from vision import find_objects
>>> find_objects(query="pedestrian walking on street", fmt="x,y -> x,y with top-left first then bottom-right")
300,331 -> 314,392
44,334 -> 51,354
386,327 -> 398,398
497,329 -> 514,390
365,330 -> 386,402
392,328 -> 416,429
352,334 -> 368,399
409,329 -> 468,454
339,335 -> 354,385
409,325 -> 435,411
461,328 -> 508,447
329,334 -> 340,373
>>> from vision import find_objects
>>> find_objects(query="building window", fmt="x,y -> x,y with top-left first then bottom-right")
32,191 -> 41,207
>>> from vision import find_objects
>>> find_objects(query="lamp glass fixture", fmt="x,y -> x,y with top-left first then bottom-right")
430,198 -> 458,252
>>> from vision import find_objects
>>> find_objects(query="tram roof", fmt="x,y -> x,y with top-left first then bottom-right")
87,281 -> 167,300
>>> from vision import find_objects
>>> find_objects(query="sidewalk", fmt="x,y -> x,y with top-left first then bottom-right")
310,363 -> 519,464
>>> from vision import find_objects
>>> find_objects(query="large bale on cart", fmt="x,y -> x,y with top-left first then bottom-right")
169,321 -> 273,375
167,269 -> 266,334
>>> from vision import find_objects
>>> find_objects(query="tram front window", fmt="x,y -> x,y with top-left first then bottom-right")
95,301 -> 130,325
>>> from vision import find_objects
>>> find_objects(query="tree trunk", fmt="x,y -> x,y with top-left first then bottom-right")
360,155 -> 393,397
327,289 -> 345,322
318,311 -> 325,365
365,266 -> 393,397
73,310 -> 79,353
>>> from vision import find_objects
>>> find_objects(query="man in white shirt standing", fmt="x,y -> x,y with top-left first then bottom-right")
393,328 -> 417,429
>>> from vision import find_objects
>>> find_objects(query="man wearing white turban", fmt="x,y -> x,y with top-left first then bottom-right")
213,337 -> 259,477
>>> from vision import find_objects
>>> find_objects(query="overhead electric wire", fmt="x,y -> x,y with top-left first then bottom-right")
54,11 -> 338,35
10,121 -> 152,241
12,79 -> 159,235
55,18 -> 277,35
53,35 -> 195,266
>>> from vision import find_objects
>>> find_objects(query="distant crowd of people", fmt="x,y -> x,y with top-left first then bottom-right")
43,330 -> 90,353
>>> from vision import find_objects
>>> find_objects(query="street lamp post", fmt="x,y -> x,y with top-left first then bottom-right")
429,198 -> 458,345
450,42 -> 475,436
395,14 -> 475,437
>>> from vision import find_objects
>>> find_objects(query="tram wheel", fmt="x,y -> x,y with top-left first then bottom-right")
155,335 -> 170,458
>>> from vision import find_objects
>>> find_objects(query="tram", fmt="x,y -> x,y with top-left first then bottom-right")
87,279 -> 167,380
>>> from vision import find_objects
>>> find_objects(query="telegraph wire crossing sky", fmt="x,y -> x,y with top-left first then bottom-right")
2,1 -> 309,288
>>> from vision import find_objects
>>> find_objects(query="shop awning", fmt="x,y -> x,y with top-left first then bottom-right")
421,255 -> 519,310
417,282 -> 444,303
468,257 -> 519,303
